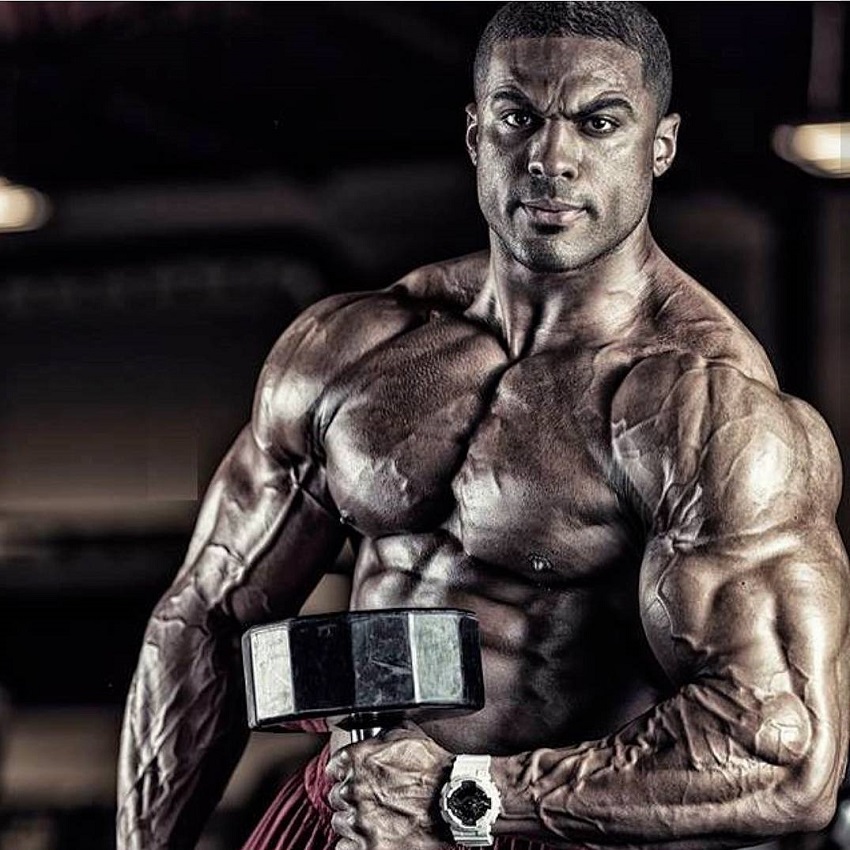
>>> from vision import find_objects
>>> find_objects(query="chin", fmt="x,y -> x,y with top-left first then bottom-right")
513,241 -> 595,274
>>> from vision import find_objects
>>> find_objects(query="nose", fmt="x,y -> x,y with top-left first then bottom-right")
527,120 -> 579,180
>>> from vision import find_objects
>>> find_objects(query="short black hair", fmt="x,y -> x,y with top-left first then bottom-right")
474,2 -> 672,118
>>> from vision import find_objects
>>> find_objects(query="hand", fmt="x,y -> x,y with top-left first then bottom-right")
325,724 -> 454,850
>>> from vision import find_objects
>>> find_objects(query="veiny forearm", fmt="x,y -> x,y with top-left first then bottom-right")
493,679 -> 839,848
117,584 -> 248,850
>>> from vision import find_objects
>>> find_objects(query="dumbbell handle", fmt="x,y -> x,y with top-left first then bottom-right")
350,725 -> 383,743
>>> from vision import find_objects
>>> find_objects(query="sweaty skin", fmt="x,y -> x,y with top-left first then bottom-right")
118,34 -> 849,850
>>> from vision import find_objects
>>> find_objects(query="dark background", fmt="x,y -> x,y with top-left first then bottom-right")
0,3 -> 846,849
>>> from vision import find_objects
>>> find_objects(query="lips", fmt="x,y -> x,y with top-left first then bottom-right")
521,199 -> 587,227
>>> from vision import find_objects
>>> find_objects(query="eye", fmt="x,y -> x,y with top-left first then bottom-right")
581,115 -> 619,136
502,110 -> 538,130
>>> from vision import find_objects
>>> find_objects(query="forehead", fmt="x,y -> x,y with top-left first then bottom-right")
482,36 -> 648,104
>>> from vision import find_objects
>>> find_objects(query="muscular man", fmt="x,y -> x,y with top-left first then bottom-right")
117,3 -> 850,849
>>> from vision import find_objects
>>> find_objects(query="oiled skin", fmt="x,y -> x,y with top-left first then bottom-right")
118,249 -> 849,849
117,31 -> 850,850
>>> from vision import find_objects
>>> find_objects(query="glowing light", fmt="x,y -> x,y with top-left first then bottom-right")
772,122 -> 850,178
0,177 -> 51,231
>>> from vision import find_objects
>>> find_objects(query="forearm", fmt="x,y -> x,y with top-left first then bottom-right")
491,681 -> 837,847
117,594 -> 249,850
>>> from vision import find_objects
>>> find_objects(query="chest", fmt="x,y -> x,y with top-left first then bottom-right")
319,319 -> 639,576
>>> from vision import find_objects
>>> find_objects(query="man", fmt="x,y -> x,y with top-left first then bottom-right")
117,3 -> 850,849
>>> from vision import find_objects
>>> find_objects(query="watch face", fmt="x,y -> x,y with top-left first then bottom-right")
447,780 -> 491,826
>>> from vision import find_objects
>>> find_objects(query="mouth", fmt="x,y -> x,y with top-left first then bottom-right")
520,199 -> 587,227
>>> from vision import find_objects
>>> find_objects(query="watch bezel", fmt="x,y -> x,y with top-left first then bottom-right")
440,775 -> 502,830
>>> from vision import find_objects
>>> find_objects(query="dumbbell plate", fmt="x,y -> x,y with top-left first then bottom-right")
242,608 -> 484,731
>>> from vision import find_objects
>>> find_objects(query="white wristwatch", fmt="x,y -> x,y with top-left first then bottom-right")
439,754 -> 502,847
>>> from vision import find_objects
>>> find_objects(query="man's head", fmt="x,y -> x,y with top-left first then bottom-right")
474,2 -> 672,123
467,2 -> 679,275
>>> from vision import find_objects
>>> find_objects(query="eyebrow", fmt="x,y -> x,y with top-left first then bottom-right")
489,89 -> 636,120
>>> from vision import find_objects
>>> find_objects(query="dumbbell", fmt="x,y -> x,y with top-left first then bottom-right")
242,608 -> 484,742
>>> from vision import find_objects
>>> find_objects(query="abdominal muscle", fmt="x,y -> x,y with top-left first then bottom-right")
329,545 -> 666,757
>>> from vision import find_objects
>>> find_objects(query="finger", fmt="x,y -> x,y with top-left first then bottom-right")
327,781 -> 350,812
330,809 -> 358,841
325,748 -> 352,781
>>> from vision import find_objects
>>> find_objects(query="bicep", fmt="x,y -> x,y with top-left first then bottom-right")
638,532 -> 850,804
615,356 -> 850,772
641,531 -> 848,731
170,423 -> 348,629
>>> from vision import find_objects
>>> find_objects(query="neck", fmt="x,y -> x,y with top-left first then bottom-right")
468,223 -> 660,359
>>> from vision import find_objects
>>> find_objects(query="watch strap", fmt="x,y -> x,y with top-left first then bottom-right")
451,754 -> 492,781
444,754 -> 499,847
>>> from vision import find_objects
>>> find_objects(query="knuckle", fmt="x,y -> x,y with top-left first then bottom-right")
325,753 -> 350,781
328,781 -> 346,810
330,810 -> 353,836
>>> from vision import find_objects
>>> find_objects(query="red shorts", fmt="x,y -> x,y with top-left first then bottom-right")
240,744 -> 566,850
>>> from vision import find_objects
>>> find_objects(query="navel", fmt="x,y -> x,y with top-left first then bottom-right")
529,553 -> 553,573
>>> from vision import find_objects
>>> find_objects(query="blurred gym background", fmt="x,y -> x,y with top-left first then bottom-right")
0,3 -> 845,849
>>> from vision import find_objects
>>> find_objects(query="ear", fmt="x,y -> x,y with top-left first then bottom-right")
465,103 -> 479,167
652,113 -> 680,177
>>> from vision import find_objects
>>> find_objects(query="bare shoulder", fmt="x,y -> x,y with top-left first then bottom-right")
641,259 -> 778,389
390,250 -> 489,307
252,252 -> 489,458
610,350 -> 843,535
